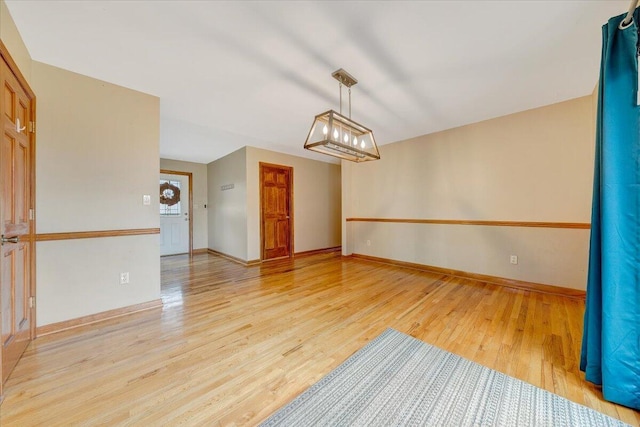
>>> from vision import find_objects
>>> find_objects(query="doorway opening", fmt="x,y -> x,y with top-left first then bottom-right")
159,170 -> 193,256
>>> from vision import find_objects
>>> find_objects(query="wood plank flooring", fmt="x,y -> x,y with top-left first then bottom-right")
0,252 -> 638,426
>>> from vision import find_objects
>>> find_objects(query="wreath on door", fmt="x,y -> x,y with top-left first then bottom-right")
160,182 -> 181,206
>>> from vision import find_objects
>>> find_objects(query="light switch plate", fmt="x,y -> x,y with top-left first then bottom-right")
143,195 -> 151,205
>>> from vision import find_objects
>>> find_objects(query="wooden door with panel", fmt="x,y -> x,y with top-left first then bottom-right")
260,163 -> 293,261
0,55 -> 34,399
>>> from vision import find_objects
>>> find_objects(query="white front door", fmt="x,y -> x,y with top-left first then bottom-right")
159,173 -> 190,256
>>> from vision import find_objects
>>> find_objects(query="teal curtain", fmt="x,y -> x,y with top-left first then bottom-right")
581,9 -> 640,410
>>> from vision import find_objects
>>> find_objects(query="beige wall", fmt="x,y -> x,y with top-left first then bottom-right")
160,159 -> 208,250
34,62 -> 160,232
245,147 -> 341,260
37,236 -> 160,325
343,96 -> 595,290
207,147 -> 248,260
32,61 -> 161,325
0,1 -> 31,83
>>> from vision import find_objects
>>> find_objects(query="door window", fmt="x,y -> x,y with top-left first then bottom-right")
159,180 -> 181,216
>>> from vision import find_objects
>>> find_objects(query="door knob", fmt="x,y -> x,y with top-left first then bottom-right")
1,235 -> 19,244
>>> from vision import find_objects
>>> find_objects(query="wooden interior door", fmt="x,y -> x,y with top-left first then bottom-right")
260,163 -> 293,261
0,52 -> 34,400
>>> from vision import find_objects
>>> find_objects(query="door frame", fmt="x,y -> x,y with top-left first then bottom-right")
160,169 -> 193,256
259,162 -> 294,261
0,40 -> 37,401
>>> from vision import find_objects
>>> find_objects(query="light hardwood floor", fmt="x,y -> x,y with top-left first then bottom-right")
1,252 -> 638,426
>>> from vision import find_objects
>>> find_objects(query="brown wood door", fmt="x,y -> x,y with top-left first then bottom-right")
260,163 -> 293,260
0,54 -> 34,395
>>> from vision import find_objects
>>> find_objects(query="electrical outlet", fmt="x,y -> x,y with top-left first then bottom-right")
510,255 -> 518,265
366,240 -> 371,247
120,272 -> 130,285
143,195 -> 151,205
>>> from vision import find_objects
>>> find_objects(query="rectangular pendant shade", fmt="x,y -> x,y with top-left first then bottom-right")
304,110 -> 380,162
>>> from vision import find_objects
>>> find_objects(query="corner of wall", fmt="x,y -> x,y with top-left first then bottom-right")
244,147 -> 253,261
341,159 -> 353,256
206,146 -> 249,261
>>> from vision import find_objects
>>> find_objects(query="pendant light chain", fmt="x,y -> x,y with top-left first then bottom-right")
339,81 -> 343,115
348,86 -> 352,119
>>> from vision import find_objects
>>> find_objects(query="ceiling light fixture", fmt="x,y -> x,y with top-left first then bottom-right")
304,69 -> 380,162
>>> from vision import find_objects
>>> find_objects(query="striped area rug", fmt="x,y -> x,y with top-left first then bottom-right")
261,328 -> 628,426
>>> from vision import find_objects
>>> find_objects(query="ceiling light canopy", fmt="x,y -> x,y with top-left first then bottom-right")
304,69 -> 380,162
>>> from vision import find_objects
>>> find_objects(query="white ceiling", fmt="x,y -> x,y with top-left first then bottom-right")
5,1 -> 631,165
